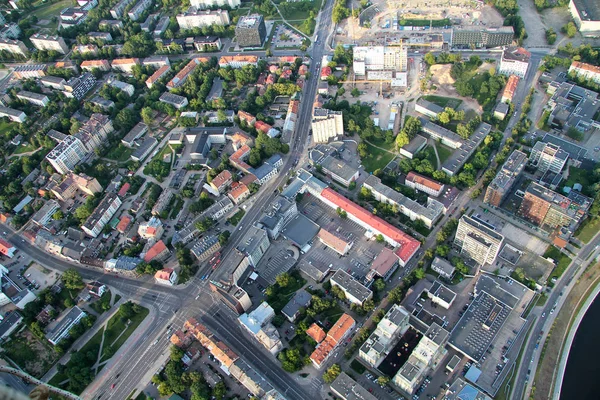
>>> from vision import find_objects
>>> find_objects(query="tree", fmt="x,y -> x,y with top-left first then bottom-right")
377,376 -> 390,386
212,381 -> 227,400
218,230 -> 231,245
141,107 -> 154,125
170,345 -> 184,362
375,234 -> 385,243
562,22 -> 577,38
62,269 -> 84,290
357,143 -> 368,158
373,278 -> 386,292
52,210 -> 64,220
323,364 -> 341,383
424,52 -> 436,65
276,272 -> 291,288
414,268 -> 425,280
351,88 -> 361,97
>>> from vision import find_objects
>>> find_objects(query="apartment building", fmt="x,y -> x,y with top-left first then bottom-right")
210,170 -> 232,193
415,98 -> 444,119
450,26 -> 514,48
405,172 -> 445,197
80,59 -> 111,71
31,200 -> 60,226
191,235 -> 221,261
501,74 -> 519,103
143,240 -> 170,262
63,72 -> 96,100
30,34 -> 69,54
107,79 -> 135,96
218,55 -> 258,69
363,175 -> 444,229
81,193 -> 122,237
111,58 -> 141,73
59,7 -> 88,28
16,91 -> 49,107
0,23 -> 20,40
73,113 -> 113,152
40,76 -> 67,90
352,45 -> 408,75
13,64 -> 47,79
454,215 -> 504,266
51,173 -> 102,201
235,14 -> 266,47
529,142 -> 569,174
330,373 -> 377,400
167,57 -> 208,89
45,306 -> 86,345
330,269 -> 373,306
484,150 -> 527,207
194,36 -> 223,51
46,135 -> 87,174
177,8 -> 230,29
191,0 -> 240,8
146,65 -> 170,88
311,108 -> 343,143
128,0 -> 153,21
155,268 -> 177,285
310,313 -> 355,369
238,302 -> 282,355
359,305 -> 410,367
110,0 -> 136,18
498,47 -> 531,78
151,189 -> 173,216
0,38 -> 28,57
569,0 -> 600,33
138,216 -> 164,240
0,106 -> 26,123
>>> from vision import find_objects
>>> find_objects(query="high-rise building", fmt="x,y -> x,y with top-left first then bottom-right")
529,142 -> 569,174
454,215 -> 504,266
352,45 -> 407,75
498,47 -> 531,78
46,136 -> 87,174
0,38 -> 28,57
30,34 -> 69,54
450,26 -> 514,48
311,108 -> 343,143
235,14 -> 266,47
484,150 -> 527,207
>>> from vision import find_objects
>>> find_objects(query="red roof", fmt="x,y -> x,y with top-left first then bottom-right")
320,66 -> 332,78
0,238 -> 14,256
405,172 -> 443,192
116,216 -> 132,233
118,182 -> 130,197
319,188 -> 420,262
254,120 -> 272,134
144,240 -> 168,262
502,75 -> 519,101
211,170 -> 232,189
228,182 -> 249,200
155,267 -> 174,281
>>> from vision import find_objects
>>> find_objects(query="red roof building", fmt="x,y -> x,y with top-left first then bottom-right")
501,75 -> 519,103
310,313 -> 355,369
254,120 -> 272,134
144,240 -> 170,262
319,188 -> 420,264
237,110 -> 256,127
306,323 -> 326,343
405,172 -> 445,197
299,65 -> 308,76
116,215 -> 132,233
118,182 -> 131,197
154,267 -> 177,285
0,238 -> 16,258
320,66 -> 332,80
228,182 -> 250,204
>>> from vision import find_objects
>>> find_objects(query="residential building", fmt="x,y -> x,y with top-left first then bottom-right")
363,175 -> 444,229
249,154 -> 282,185
13,64 -> 47,79
168,57 -> 210,89
138,217 -> 164,239
405,172 -> 445,197
110,0 -> 136,18
104,256 -> 142,274
202,196 -> 234,220
0,239 -> 16,258
51,173 -> 102,200
426,280 -> 457,309
30,34 -> 69,54
281,289 -> 311,322
529,141 -> 569,174
235,14 -> 266,47
454,215 -> 505,266
0,106 -> 26,123
155,268 -> 177,285
450,26 -> 514,48
569,0 -> 600,34
151,189 -> 173,216
498,47 -> 531,78
0,311 -> 23,341
431,257 -> 455,279
317,228 -> 353,255
111,58 -> 141,73
191,235 -> 221,261
74,44 -> 98,56
330,269 -> 372,306
143,240 -> 170,262
257,196 -> 298,239
484,150 -> 528,207
311,108 -> 344,143
99,19 -> 124,29
238,110 -> 256,126
366,247 -> 400,284
90,96 -> 114,110
116,215 -> 132,233
73,113 -> 113,153
191,0 -> 240,8
45,306 -> 86,345
146,65 -> 171,88
494,102 -> 510,120
236,225 -> 270,266
16,90 -> 49,107
58,7 -> 88,28
0,23 -> 21,40
122,122 -> 148,147
501,75 -> 519,103
131,137 -> 158,162
177,8 -> 230,29
128,0 -> 152,21
352,45 -> 408,75
80,59 -> 111,71
88,31 -> 113,42
209,281 -> 252,314
63,72 -> 96,100
330,373 -> 377,400
210,170 -> 232,193
0,38 -> 28,57
153,16 -> 170,36
142,55 -> 170,67
238,302 -> 282,355
228,181 -> 250,204
218,55 -> 259,69
401,135 -> 426,159
310,313 -> 355,369
359,304 -> 410,367
415,98 -> 444,118
306,323 -> 326,343
159,92 -> 189,109
46,136 -> 86,174
194,36 -> 223,51
82,193 -> 122,237
31,200 -> 60,226
570,61 -> 600,85
107,79 -> 135,96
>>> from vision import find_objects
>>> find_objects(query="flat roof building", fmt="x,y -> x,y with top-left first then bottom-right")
330,269 -> 373,306
235,14 -> 266,47
45,306 -> 86,345
330,372 -> 377,400
484,150 -> 527,207
530,141 -> 568,174
454,215 -> 504,266
450,26 -> 514,48
569,0 -> 600,34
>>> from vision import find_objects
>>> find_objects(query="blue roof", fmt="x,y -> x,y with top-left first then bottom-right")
464,365 -> 482,383
266,153 -> 282,165
251,164 -> 274,180
457,384 -> 479,400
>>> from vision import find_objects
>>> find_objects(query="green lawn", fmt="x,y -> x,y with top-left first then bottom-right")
266,274 -> 307,313
435,142 -> 453,165
13,142 -> 37,155
543,246 -> 572,282
105,144 -> 133,162
563,166 -> 590,189
227,209 -> 245,226
32,0 -> 72,20
575,218 -> 600,243
0,120 -> 16,135
101,306 -> 149,361
422,95 -> 462,110
361,142 -> 395,173
422,146 -> 437,169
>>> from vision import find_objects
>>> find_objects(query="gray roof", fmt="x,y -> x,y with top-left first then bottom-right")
431,256 -> 455,276
280,214 -> 319,247
237,225 -> 269,256
331,372 -> 377,400
0,311 -> 22,338
132,136 -> 157,159
416,98 -> 444,115
281,289 -> 312,319
45,306 -> 86,343
402,134 -> 427,155
320,155 -> 359,182
542,132 -> 587,160
572,0 -> 600,21
331,269 -> 373,304
159,92 -> 188,106
441,122 -> 491,175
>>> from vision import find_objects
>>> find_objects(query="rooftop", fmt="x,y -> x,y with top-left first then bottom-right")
571,0 -> 600,21
281,289 -> 312,319
369,247 -> 399,277
280,214 -> 320,247
502,47 -> 531,63
330,372 -> 377,400
405,171 -> 444,192
237,14 -> 264,28
306,323 -> 327,343
331,269 -> 373,304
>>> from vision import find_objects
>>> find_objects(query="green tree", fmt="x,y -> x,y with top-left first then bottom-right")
377,376 -> 390,386
562,22 -> 577,38
414,268 -> 425,280
141,107 -> 154,125
351,88 -> 361,97
323,364 -> 341,383
276,272 -> 291,288
52,210 -> 64,220
62,269 -> 84,290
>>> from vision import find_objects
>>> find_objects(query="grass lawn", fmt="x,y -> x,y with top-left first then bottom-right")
435,142 -> 453,165
267,275 -> 307,313
563,166 -> 590,189
422,146 -> 437,169
422,95 -> 462,110
32,0 -> 72,20
0,120 -> 16,135
100,306 -> 149,361
13,142 -> 37,155
227,209 -> 245,226
575,218 -> 600,243
543,246 -> 572,282
362,142 -> 395,173
350,359 -> 366,374
105,144 -> 133,162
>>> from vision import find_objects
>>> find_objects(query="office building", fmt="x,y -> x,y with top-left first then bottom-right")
311,108 -> 343,143
122,122 -> 148,147
127,0 -> 152,21
281,289 -> 312,322
405,172 -> 445,197
16,91 -> 49,107
330,269 -> 373,306
30,34 -> 69,54
63,72 -> 96,100
352,45 -> 408,75
530,142 -> 569,174
82,193 -> 122,237
177,8 -> 230,29
426,280 -> 457,309
498,47 -> 531,78
238,302 -> 283,355
484,150 -> 528,207
0,106 -> 25,123
359,305 -> 410,367
110,0 -> 136,18
450,26 -> 514,48
401,135 -> 427,160
547,82 -> 600,132
46,135 -> 87,174
569,0 -> 600,33
46,306 -> 87,345
454,215 -> 505,266
235,14 -> 266,47
431,257 -> 455,279
0,38 -> 28,57
257,196 -> 298,239
13,64 -> 47,79
236,225 -> 270,266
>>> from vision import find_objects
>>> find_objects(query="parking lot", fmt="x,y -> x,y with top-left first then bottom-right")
255,242 -> 299,285
272,24 -> 304,49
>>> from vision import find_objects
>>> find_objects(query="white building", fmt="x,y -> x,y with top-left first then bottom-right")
107,79 -> 135,96
127,0 -> 153,21
498,47 -> 531,78
155,268 -> 177,285
569,0 -> 600,34
81,193 -> 122,237
45,306 -> 87,345
46,136 -> 86,174
359,305 -> 410,367
311,108 -> 343,143
454,215 -> 505,266
0,38 -> 28,57
238,302 -> 283,355
177,8 -> 230,29
191,0 -> 239,8
30,34 -> 69,54
352,45 -> 407,76
404,172 -> 445,197
16,91 -> 49,107
529,141 -> 569,174
569,61 -> 600,84
0,106 -> 26,123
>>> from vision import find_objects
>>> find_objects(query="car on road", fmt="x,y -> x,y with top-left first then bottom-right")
111,384 -> 116,389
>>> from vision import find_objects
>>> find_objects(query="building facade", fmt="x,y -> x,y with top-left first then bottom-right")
235,14 -> 266,47
454,215 -> 504,266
